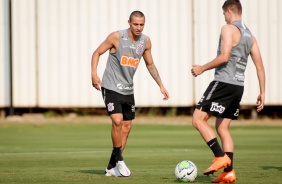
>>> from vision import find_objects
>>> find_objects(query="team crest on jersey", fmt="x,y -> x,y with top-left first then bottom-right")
136,44 -> 144,55
107,102 -> 114,112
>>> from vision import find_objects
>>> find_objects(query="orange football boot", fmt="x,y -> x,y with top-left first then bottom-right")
212,169 -> 236,183
203,154 -> 231,175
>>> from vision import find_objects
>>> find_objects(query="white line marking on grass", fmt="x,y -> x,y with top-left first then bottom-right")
0,150 -> 109,156
0,149 -> 193,156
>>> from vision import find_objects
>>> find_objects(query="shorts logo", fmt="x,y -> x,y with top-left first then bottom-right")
107,102 -> 114,112
131,105 -> 135,112
234,109 -> 239,116
210,102 -> 225,114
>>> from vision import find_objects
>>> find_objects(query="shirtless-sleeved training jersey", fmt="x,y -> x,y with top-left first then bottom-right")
102,29 -> 147,95
214,20 -> 253,86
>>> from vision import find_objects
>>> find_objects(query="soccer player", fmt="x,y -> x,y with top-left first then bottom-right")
191,0 -> 265,183
91,11 -> 169,177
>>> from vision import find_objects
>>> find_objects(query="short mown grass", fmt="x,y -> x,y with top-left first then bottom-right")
0,121 -> 281,183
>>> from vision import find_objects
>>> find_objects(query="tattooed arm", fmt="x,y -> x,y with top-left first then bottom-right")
143,37 -> 169,100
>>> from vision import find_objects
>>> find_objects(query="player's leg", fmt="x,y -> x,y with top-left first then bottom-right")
192,109 -> 230,175
104,114 -> 123,177
192,108 -> 215,141
215,118 -> 234,172
212,86 -> 242,182
101,88 -> 123,176
106,114 -> 132,177
115,99 -> 134,177
192,109 -> 224,156
110,120 -> 131,176
121,120 -> 132,152
215,118 -> 233,152
110,113 -> 124,150
212,118 -> 236,183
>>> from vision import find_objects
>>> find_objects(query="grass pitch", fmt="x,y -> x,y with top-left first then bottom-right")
0,120 -> 281,184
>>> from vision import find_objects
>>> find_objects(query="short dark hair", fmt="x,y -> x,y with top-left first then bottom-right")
222,0 -> 242,15
129,11 -> 145,22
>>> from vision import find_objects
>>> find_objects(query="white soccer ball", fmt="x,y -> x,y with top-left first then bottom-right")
175,160 -> 197,182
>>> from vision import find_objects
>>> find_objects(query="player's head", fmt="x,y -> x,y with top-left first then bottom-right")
222,0 -> 242,15
129,11 -> 145,22
128,11 -> 145,37
222,0 -> 242,23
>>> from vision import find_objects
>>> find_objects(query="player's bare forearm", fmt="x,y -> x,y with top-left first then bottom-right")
147,64 -> 163,87
91,52 -> 102,90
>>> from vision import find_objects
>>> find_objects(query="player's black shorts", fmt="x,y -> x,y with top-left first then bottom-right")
101,87 -> 135,120
196,81 -> 244,120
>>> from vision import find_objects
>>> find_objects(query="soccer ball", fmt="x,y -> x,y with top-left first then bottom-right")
175,160 -> 197,182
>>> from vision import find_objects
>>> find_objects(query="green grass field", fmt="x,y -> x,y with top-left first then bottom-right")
0,120 -> 281,184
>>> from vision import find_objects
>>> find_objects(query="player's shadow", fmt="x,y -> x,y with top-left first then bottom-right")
171,175 -> 213,183
78,170 -> 105,175
194,175 -> 217,183
261,166 -> 282,171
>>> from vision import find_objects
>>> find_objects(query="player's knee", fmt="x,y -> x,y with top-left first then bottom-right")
192,113 -> 201,129
192,118 -> 199,129
122,123 -> 132,133
112,119 -> 123,129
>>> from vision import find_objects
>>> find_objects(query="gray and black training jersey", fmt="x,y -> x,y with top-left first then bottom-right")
214,20 -> 253,86
102,29 -> 147,95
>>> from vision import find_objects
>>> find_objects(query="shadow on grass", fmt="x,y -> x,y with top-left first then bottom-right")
78,170 -> 105,175
261,166 -> 282,171
194,175 -> 215,183
169,175 -> 212,183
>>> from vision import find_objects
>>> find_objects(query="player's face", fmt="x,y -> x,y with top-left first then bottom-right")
128,16 -> 145,37
223,9 -> 231,24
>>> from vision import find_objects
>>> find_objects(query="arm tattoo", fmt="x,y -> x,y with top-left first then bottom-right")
147,64 -> 162,86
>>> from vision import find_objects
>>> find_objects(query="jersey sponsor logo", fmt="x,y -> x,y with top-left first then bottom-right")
117,83 -> 134,91
210,102 -> 225,114
107,102 -> 114,112
136,44 -> 144,55
121,56 -> 139,67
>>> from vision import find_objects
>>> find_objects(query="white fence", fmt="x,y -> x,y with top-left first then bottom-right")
1,0 -> 281,108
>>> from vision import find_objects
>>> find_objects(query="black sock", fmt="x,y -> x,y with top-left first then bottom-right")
207,138 -> 224,157
113,146 -> 123,162
107,150 -> 117,170
224,152 -> 233,172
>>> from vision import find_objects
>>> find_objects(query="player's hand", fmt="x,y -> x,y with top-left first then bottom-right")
256,94 -> 265,112
160,86 -> 169,100
191,65 -> 203,77
92,75 -> 101,91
